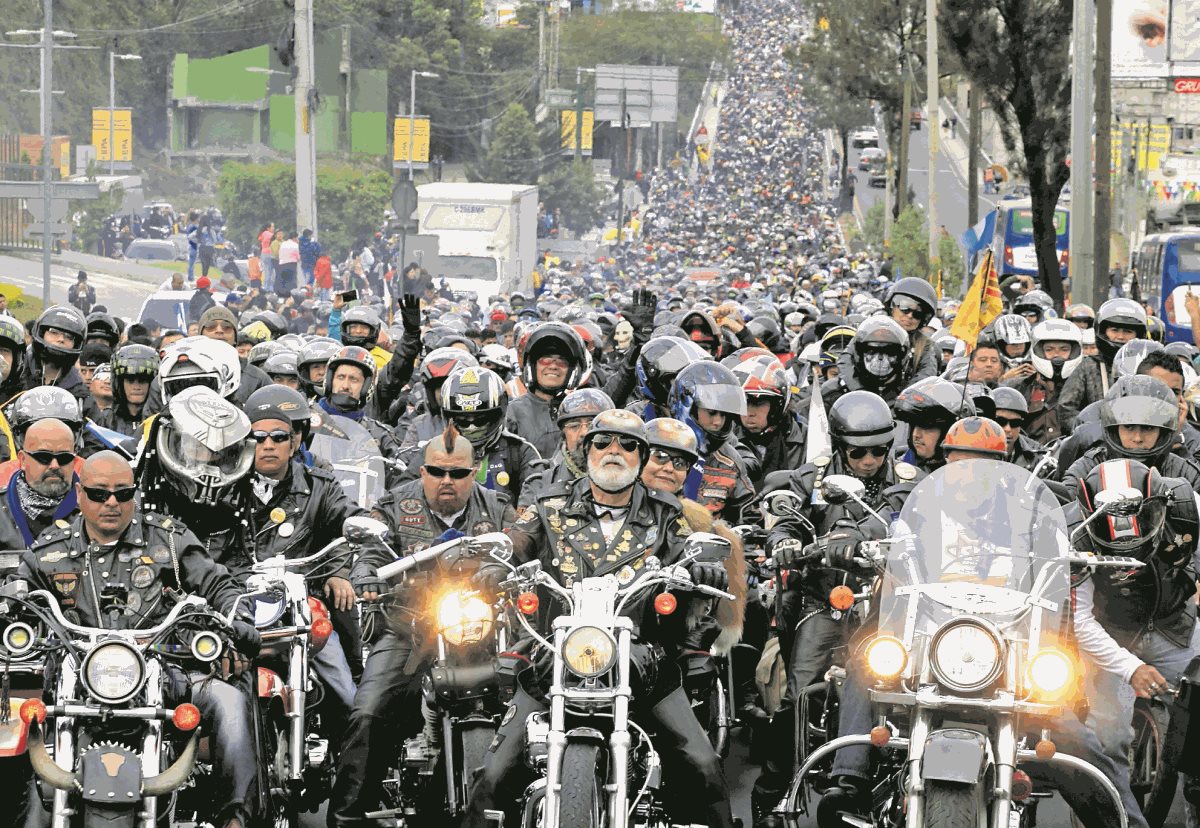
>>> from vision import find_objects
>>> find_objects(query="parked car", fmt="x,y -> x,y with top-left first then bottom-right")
123,239 -> 181,262
858,147 -> 885,171
850,126 -> 879,149
137,288 -> 226,331
867,156 -> 888,188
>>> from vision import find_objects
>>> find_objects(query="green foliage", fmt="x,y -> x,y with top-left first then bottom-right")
70,185 -> 125,252
0,282 -> 43,324
884,205 -> 965,296
539,161 -> 605,234
861,201 -> 887,250
469,103 -> 540,185
216,162 -> 391,259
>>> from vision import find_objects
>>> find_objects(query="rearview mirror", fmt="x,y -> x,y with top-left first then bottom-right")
682,532 -> 732,564
821,474 -> 867,505
1094,487 -> 1143,517
761,490 -> 806,518
343,516 -> 391,544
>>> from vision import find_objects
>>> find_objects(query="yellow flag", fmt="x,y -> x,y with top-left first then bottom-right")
949,250 -> 1003,349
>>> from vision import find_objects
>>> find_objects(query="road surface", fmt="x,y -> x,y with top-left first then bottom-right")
0,252 -> 166,320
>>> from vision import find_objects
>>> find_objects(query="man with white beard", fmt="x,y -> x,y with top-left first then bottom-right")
464,409 -> 736,828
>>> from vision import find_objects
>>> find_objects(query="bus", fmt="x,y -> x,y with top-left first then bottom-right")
1137,232 -> 1200,344
991,199 -> 1070,281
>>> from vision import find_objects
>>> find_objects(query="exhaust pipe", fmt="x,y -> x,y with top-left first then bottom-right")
26,723 -> 79,792
142,733 -> 199,797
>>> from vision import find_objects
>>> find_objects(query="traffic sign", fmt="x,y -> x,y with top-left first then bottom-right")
24,222 -> 70,238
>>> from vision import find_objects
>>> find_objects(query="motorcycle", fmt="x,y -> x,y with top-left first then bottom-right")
782,459 -> 1144,828
363,530 -> 522,824
490,531 -> 735,828
0,582 -> 231,828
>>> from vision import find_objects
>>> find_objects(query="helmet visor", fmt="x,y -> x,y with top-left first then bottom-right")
160,429 -> 255,479
693,384 -> 747,417
1100,396 -> 1179,431
1087,497 -> 1168,553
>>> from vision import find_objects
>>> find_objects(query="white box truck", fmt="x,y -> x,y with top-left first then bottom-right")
415,183 -> 538,300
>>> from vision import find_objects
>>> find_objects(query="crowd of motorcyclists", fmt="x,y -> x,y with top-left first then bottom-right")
0,1 -> 1197,828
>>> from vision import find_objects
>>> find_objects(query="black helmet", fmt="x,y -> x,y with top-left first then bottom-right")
247,310 -> 289,341
1095,299 -> 1148,363
323,345 -> 377,412
110,344 -> 160,410
814,313 -> 848,340
439,366 -> 509,451
9,386 -> 83,446
1099,375 -> 1179,464
645,416 -> 699,463
85,312 -> 120,348
297,338 -> 341,398
895,377 -> 976,428
0,316 -> 28,385
33,305 -> 86,369
668,361 -> 747,453
520,322 -> 590,394
420,347 -> 480,413
263,350 -> 301,387
1145,315 -> 1166,344
244,384 -> 315,442
636,336 -> 710,405
990,385 -> 1030,416
1013,290 -> 1054,324
556,388 -> 615,426
829,390 -> 895,448
340,306 -> 383,350
850,316 -> 910,386
885,277 -> 937,326
747,315 -> 782,352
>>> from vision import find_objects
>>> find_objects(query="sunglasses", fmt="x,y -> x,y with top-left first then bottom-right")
995,416 -> 1025,429
890,297 -> 925,317
252,430 -> 293,444
537,355 -> 569,367
26,450 -> 75,467
81,485 -> 137,504
590,434 -> 642,453
846,446 -> 889,460
423,465 -> 474,480
649,448 -> 691,471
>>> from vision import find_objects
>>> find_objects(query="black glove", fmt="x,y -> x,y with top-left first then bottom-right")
688,561 -> 729,591
471,565 -> 506,593
773,537 -> 812,569
622,288 -> 658,344
230,620 -> 262,660
400,293 -> 422,333
354,577 -> 387,598
822,526 -> 865,569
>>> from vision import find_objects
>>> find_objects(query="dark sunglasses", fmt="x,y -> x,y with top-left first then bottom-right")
252,430 -> 293,444
423,465 -> 474,480
890,296 -> 926,316
81,485 -> 137,504
995,416 -> 1025,429
589,434 -> 642,453
649,448 -> 691,471
26,450 -> 75,467
846,446 -> 889,460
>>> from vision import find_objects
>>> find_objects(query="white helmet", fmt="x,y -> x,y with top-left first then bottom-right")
159,336 -> 241,403
1030,319 -> 1083,381
157,387 -> 254,506
992,314 -> 1033,367
479,343 -> 515,374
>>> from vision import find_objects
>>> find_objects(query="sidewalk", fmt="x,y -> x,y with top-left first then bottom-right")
18,249 -> 170,287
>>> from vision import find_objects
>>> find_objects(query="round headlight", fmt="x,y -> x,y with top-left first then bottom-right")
930,620 -> 1004,693
1028,649 -> 1074,697
253,594 -> 287,629
82,641 -> 145,704
865,636 -> 908,679
190,631 -> 224,663
2,622 -> 35,658
562,626 -> 617,678
435,591 -> 495,647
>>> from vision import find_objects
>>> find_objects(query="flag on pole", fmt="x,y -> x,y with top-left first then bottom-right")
949,248 -> 1003,348
805,366 -> 832,464
959,209 -> 998,260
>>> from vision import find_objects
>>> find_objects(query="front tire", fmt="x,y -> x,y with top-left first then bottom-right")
557,742 -> 605,828
922,781 -> 979,828
1131,699 -> 1177,828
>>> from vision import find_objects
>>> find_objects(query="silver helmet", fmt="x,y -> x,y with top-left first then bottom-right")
157,387 -> 254,506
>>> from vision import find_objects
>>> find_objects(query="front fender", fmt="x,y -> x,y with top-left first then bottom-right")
920,728 -> 988,785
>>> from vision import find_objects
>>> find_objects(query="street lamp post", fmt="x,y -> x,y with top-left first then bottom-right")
109,51 -> 140,176
409,70 -> 439,182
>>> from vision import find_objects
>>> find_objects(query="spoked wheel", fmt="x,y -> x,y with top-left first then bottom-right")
1130,699 -> 1177,828
557,742 -> 605,828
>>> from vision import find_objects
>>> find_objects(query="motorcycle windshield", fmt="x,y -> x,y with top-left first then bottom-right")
878,460 -> 1070,639
309,413 -> 385,509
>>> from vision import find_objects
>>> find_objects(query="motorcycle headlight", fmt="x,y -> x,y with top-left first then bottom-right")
190,631 -> 224,663
865,636 -> 908,679
930,620 -> 1004,693
2,622 -> 35,658
1028,648 -> 1074,698
82,641 -> 145,704
561,626 -> 617,678
435,590 -> 494,647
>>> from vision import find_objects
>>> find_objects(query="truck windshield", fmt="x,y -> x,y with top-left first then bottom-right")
439,256 -> 498,282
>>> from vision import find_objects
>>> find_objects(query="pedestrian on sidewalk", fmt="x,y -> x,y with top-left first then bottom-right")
68,271 -> 95,316
258,222 -> 276,292
950,115 -> 958,139
298,228 -> 321,286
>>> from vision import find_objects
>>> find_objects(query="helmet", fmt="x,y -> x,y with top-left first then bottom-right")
263,350 -> 301,386
85,312 -> 120,348
110,344 -> 160,410
1095,299 -> 1148,362
942,417 -> 1008,459
814,313 -> 848,339
159,336 -> 241,403
884,277 -> 937,326
819,325 -> 857,370
556,388 -> 615,426
829,390 -> 895,448
239,321 -> 274,345
678,310 -> 724,358
1146,315 -> 1166,344
275,333 -> 305,353
784,311 -> 806,329
1065,304 -> 1095,328
667,361 -> 747,453
645,417 -> 699,463
9,387 -> 83,445
420,347 -> 480,413
297,338 -> 341,398
0,316 -> 28,384
990,385 -> 1030,416
1012,290 -> 1054,324
991,314 -> 1032,366
520,322 -> 590,393
584,409 -> 649,459
323,345 -> 378,412
1078,459 -> 1170,557
636,337 -> 710,405
1029,319 -> 1083,381
747,316 -> 782,352
849,316 -> 910,386
244,384 -> 314,441
479,343 -> 515,379
439,366 -> 509,451
1112,340 -> 1164,379
33,305 -> 86,369
157,387 -> 254,507
247,310 -> 289,341
340,306 -> 383,349
1099,375 -> 1180,463
895,377 -> 977,429
730,353 -> 791,426
249,340 -> 282,369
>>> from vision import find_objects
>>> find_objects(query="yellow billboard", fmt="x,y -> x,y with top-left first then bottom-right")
1112,122 -> 1172,174
560,109 -> 595,153
92,108 -> 132,162
393,116 -> 431,165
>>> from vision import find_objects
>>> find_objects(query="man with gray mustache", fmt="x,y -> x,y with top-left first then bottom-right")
0,418 -> 80,553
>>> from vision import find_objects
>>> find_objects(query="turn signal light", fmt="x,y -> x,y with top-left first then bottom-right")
18,699 -> 45,724
172,703 -> 201,732
869,725 -> 890,747
1011,769 -> 1033,801
310,616 -> 333,645
829,585 -> 855,611
307,596 -> 330,619
1034,738 -> 1056,760
654,593 -> 678,616
517,592 -> 539,615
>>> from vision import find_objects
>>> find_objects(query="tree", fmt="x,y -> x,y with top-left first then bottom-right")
876,205 -> 966,295
469,103 -> 540,184
939,0 -> 1072,313
539,161 -> 605,234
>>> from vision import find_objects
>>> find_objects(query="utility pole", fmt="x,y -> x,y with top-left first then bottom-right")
926,0 -> 940,277
968,84 -> 980,230
574,66 -> 595,161
897,66 -> 912,218
1069,0 -> 1096,305
409,69 -> 439,181
294,0 -> 318,235
109,50 -> 141,176
537,3 -> 546,105
1093,0 -> 1113,307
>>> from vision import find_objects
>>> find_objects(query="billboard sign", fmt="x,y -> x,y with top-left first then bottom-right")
594,65 -> 679,126
1112,0 -> 1168,79
1170,0 -> 1200,63
393,116 -> 431,167
91,109 -> 133,162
